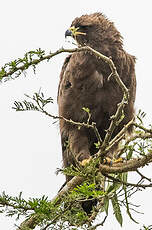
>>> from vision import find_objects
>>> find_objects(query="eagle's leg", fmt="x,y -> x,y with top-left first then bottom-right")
68,128 -> 91,164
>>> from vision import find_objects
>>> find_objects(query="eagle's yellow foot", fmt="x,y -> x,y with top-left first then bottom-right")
80,157 -> 92,166
113,157 -> 124,164
103,157 -> 113,165
103,157 -> 123,165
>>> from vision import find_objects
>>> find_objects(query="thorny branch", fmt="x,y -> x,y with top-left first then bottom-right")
0,48 -> 79,80
1,45 -> 128,81
103,119 -> 134,157
98,95 -> 128,159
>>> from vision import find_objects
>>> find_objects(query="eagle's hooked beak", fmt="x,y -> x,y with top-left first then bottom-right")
65,26 -> 86,38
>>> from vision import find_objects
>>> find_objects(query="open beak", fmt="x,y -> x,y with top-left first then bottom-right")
65,26 -> 86,38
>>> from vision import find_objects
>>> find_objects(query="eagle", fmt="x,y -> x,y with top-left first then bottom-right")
57,12 -> 136,205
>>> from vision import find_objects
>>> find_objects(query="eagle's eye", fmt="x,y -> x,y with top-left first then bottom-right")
80,25 -> 87,28
79,25 -> 88,30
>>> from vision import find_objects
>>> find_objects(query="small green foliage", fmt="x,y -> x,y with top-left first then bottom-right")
0,192 -> 60,222
62,205 -> 88,227
82,107 -> 90,114
94,141 -> 101,149
0,191 -> 32,219
62,165 -> 85,178
125,137 -> 152,158
28,48 -> 45,59
12,90 -> 53,112
0,67 -> 6,80
82,107 -> 91,123
62,155 -> 100,180
72,183 -> 105,199
137,109 -> 146,124
0,48 -> 46,81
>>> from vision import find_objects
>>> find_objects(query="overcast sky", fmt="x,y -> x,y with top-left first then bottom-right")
0,0 -> 152,229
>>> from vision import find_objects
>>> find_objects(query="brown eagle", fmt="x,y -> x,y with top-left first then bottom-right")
58,12 -> 136,187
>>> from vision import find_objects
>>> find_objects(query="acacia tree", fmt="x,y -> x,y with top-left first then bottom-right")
0,46 -> 152,230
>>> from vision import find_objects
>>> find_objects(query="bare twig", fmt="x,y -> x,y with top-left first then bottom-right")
39,107 -> 103,147
88,215 -> 107,230
98,95 -> 128,160
136,169 -> 151,182
108,118 -> 134,150
103,173 -> 152,188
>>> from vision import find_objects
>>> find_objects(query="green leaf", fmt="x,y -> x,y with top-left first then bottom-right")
111,192 -> 123,226
94,141 -> 101,149
121,172 -> 128,183
106,181 -> 121,195
0,67 -> 6,80
126,147 -> 133,160
82,107 -> 90,113
104,197 -> 109,215
137,109 -> 146,124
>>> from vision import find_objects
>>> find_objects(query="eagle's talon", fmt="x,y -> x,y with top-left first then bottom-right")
113,157 -> 124,164
80,157 -> 92,166
103,157 -> 113,165
103,157 -> 124,165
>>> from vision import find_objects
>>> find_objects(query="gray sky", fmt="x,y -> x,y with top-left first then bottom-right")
0,0 -> 152,229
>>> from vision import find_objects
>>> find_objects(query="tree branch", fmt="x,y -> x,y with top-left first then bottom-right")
0,48 -> 79,80
99,150 -> 152,174
88,215 -> 107,230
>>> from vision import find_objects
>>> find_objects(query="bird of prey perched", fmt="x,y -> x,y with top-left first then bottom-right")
57,12 -> 136,210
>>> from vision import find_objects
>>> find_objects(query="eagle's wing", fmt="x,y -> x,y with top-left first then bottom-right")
57,53 -> 105,180
57,54 -> 72,102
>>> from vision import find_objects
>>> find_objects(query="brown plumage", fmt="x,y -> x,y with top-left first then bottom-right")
57,12 -> 136,211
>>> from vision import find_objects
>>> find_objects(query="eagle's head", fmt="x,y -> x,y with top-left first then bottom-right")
65,12 -> 123,52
